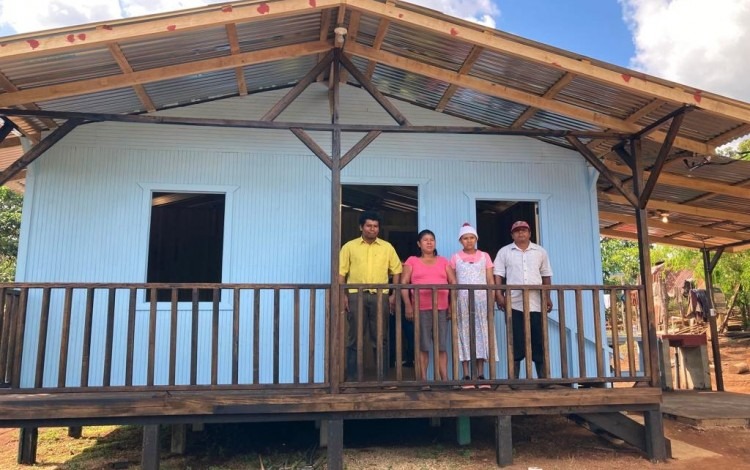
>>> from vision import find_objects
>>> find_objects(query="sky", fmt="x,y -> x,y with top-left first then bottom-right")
0,0 -> 748,104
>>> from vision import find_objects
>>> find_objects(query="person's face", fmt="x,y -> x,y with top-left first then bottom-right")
417,234 -> 436,255
459,234 -> 477,251
360,219 -> 380,241
511,227 -> 530,244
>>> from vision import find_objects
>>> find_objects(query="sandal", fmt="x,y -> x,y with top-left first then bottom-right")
461,376 -> 475,390
477,375 -> 492,389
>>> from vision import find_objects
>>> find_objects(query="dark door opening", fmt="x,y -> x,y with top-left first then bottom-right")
341,185 -> 418,260
476,200 -> 538,258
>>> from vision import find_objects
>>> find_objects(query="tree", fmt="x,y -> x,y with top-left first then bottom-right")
0,187 -> 23,282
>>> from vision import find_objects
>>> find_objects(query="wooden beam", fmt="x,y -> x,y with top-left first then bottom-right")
586,99 -> 665,153
603,160 -> 750,200
567,135 -> 639,207
599,211 -> 750,242
435,45 -> 483,112
0,119 -> 82,185
339,10 -> 362,83
639,112 -> 686,207
316,8 -> 333,82
290,128 -> 332,169
141,425 -> 161,470
0,108 -> 630,138
341,130 -> 381,168
599,192 -> 750,225
364,18 -> 390,79
708,123 -> 750,147
339,52 -> 410,125
346,43 -> 714,155
225,23 -> 249,96
0,72 -> 54,135
0,0 -> 341,60
0,41 -> 332,107
262,50 -> 335,121
348,0 -> 750,124
511,72 -> 574,128
108,44 -> 157,112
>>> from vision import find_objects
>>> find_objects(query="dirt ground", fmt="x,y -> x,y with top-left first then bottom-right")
0,336 -> 748,469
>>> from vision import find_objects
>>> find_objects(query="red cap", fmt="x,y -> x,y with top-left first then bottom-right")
510,221 -> 530,232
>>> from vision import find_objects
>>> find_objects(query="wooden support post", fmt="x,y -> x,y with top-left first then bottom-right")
17,428 -> 38,465
702,248 -> 724,391
141,425 -> 161,470
191,422 -> 204,432
170,424 -> 187,454
456,416 -> 471,445
67,426 -> 82,438
326,419 -> 344,470
319,420 -> 329,448
495,416 -> 513,467
644,409 -> 668,461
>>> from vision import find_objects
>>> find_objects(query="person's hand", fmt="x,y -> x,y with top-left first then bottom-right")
404,306 -> 414,321
546,298 -> 553,313
446,306 -> 452,321
496,295 -> 506,311
342,295 -> 349,313
388,293 -> 397,316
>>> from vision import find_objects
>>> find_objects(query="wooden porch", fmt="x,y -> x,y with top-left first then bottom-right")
0,282 -> 667,468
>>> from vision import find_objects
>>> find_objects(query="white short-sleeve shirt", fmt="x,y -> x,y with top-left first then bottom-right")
493,242 -> 553,312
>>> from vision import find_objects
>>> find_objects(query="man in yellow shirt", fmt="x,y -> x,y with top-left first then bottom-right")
339,211 -> 402,381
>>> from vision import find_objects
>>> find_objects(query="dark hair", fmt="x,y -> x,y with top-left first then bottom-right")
416,229 -> 437,256
358,210 -> 382,226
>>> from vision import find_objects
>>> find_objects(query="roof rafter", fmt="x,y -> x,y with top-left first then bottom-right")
108,43 -> 157,111
364,18 -> 390,79
0,41 -> 332,107
346,42 -> 714,155
600,228 -> 709,249
599,210 -> 750,243
225,23 -> 249,96
512,72 -> 574,128
435,45 -> 483,112
348,0 -> 750,124
599,192 -> 750,225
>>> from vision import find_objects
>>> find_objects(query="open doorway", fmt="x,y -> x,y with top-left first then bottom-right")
476,200 -> 538,257
341,185 -> 418,260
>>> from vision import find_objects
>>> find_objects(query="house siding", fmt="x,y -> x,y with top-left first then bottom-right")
16,83 -> 604,386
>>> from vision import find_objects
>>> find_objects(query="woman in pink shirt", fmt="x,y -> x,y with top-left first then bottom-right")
401,229 -> 456,383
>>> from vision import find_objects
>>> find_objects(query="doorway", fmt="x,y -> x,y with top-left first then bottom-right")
476,200 -> 538,257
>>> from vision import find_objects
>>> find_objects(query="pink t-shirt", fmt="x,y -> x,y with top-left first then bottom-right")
404,255 -> 450,310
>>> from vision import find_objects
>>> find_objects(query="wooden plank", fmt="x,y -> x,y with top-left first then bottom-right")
326,419 -> 344,470
0,289 -> 10,384
33,288 -> 51,388
435,45 -> 483,112
0,42 -> 332,107
540,290 -> 550,378
170,424 -> 187,454
147,288 -> 157,387
363,18 -> 390,79
308,289 -> 317,383
339,10 -> 361,83
557,289 -> 568,378
624,290 -> 637,375
141,424 -> 161,470
592,289 -> 604,378
340,130 -> 380,169
522,290 -> 532,379
0,0 -> 340,60
356,291 -> 364,382
81,288 -> 95,387
0,119 -> 81,185
638,112 -> 685,207
349,0 -> 750,125
211,288 -> 220,386
273,288 -> 281,385
345,42 -> 713,155
17,427 -> 38,465
290,128 -> 332,169
644,409 -> 668,461
225,23 -> 249,96
262,50 -> 335,121
324,288 -> 330,385
599,210 -> 750,242
103,288 -> 116,387
395,287 -> 403,381
125,288 -> 136,387
511,72 -> 574,128
574,289 -> 586,379
487,288 -> 496,379
451,292 -> 460,380
232,288 -> 240,385
190,288 -> 199,386
376,291 -> 384,382
294,288 -> 300,384
600,228 -> 710,250
58,288 -> 73,388
169,288 -> 178,386
599,192 -> 750,225
609,288 -> 622,377
495,415 -> 512,467
108,43 -> 156,111
253,288 -> 260,384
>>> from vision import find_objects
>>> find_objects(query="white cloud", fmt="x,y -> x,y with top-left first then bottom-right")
411,0 -> 499,28
620,0 -> 750,102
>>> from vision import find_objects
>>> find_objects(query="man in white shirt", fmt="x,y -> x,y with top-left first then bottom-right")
493,221 -> 553,380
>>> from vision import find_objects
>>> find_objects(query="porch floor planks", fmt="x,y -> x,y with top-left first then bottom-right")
0,388 -> 662,426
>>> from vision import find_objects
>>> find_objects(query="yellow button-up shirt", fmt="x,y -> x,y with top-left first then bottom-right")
339,237 -> 402,293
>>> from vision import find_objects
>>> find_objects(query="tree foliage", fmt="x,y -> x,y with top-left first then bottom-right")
0,187 -> 23,282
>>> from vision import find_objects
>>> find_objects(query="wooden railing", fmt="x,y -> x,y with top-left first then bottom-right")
0,283 -> 653,393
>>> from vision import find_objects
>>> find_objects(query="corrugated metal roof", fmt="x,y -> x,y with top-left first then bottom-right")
1,0 -> 750,250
